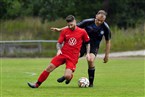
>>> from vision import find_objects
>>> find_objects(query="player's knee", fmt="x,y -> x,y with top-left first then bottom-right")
87,58 -> 94,63
87,56 -> 95,62
46,64 -> 56,72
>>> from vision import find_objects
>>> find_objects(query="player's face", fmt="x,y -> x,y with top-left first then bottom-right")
67,20 -> 76,30
95,14 -> 106,26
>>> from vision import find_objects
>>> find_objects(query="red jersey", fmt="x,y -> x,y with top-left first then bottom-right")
58,26 -> 90,62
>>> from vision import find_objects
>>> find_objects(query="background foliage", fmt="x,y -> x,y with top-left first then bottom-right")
0,0 -> 145,28
0,0 -> 145,57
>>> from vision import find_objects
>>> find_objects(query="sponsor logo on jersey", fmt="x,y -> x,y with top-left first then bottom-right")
66,35 -> 69,37
68,37 -> 77,46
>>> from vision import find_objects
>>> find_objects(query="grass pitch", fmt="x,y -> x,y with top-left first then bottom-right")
0,57 -> 144,97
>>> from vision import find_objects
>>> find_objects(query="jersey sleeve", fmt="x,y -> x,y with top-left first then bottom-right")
77,18 -> 95,28
103,22 -> 111,40
82,29 -> 90,43
58,30 -> 65,43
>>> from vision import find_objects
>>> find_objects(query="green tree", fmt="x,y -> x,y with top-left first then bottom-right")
0,0 -> 21,19
107,0 -> 145,28
0,0 -> 145,28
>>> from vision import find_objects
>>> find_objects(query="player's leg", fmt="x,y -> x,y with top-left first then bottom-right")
64,69 -> 73,84
79,43 -> 96,87
57,43 -> 85,83
28,55 -> 65,88
57,59 -> 76,84
79,43 -> 86,57
87,53 -> 96,87
57,69 -> 73,84
87,47 -> 98,87
65,59 -> 76,84
28,63 -> 56,88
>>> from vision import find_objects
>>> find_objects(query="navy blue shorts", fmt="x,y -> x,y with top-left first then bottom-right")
80,43 -> 99,57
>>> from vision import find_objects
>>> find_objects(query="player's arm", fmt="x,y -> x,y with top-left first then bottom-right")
56,30 -> 65,55
50,18 -> 94,32
85,41 -> 91,61
56,42 -> 63,56
85,41 -> 90,54
83,29 -> 91,60
103,22 -> 111,63
51,26 -> 68,32
77,18 -> 94,28
50,19 -> 87,32
104,40 -> 111,63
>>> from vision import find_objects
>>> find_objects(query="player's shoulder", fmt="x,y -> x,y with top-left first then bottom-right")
77,27 -> 86,31
80,18 -> 95,24
77,18 -> 95,27
62,27 -> 69,31
76,27 -> 87,34
82,18 -> 95,22
102,22 -> 110,29
61,27 -> 69,33
60,29 -> 66,35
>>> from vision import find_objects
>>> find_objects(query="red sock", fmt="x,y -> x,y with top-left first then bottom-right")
37,70 -> 50,84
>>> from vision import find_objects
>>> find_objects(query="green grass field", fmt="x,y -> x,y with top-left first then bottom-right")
0,57 -> 144,97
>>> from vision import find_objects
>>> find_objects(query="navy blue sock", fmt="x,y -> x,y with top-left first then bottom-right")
88,67 -> 95,85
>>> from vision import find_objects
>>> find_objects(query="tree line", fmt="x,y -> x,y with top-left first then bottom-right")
0,0 -> 145,28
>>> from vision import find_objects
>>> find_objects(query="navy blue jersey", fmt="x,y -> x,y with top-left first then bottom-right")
77,18 -> 111,48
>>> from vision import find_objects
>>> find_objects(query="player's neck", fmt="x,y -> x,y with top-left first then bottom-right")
95,20 -> 99,26
95,21 -> 104,27
70,26 -> 77,31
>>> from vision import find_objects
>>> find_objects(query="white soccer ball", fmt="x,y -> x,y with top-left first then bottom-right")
78,77 -> 89,88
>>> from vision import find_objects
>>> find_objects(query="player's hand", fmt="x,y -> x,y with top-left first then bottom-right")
86,53 -> 91,61
50,27 -> 61,32
103,55 -> 109,63
56,50 -> 62,56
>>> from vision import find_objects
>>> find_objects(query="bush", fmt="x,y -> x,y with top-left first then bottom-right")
0,17 -> 145,57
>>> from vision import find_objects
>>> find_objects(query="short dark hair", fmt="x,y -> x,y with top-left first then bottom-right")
97,10 -> 107,16
65,15 -> 75,22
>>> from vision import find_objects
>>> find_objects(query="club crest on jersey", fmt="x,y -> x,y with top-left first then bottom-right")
68,37 -> 77,46
100,31 -> 104,35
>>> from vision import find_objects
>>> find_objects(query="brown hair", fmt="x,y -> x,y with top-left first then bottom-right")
97,10 -> 107,16
65,15 -> 75,22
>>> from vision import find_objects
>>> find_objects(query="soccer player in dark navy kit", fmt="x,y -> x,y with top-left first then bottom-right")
51,10 -> 111,87
27,15 -> 90,88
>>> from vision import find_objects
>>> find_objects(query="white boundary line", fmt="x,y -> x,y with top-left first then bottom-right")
24,72 -> 36,76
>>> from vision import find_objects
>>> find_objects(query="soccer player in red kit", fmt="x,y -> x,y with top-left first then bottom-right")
51,10 -> 111,87
27,15 -> 90,88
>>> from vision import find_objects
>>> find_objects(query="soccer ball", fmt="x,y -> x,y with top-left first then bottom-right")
78,77 -> 89,88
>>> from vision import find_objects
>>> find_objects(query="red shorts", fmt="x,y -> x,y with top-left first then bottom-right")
51,54 -> 77,71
